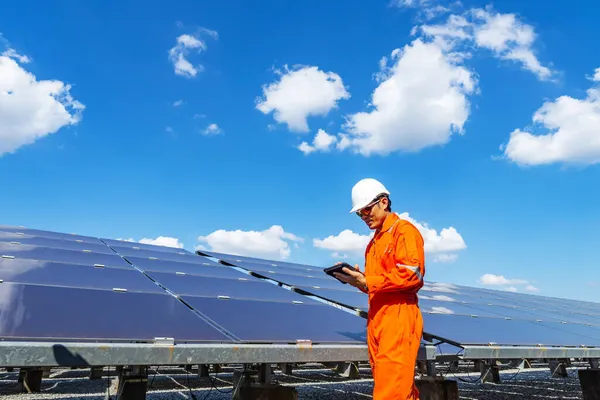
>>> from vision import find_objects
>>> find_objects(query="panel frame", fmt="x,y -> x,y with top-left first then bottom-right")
459,345 -> 600,360
0,341 -> 435,367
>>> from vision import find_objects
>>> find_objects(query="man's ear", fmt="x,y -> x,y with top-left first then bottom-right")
380,196 -> 389,208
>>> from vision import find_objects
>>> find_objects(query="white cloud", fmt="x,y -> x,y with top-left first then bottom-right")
478,273 -> 540,293
525,284 -> 540,292
196,225 -> 303,261
1,48 -> 31,64
393,0 -> 456,21
501,68 -> 600,166
394,0 -> 430,6
398,212 -> 466,262
202,123 -> 222,135
298,129 -> 338,155
117,236 -> 184,249
139,236 -> 184,248
432,253 -> 458,263
472,9 -> 552,80
338,38 -> 477,156
256,65 -> 350,132
0,46 -> 84,157
168,29 -> 217,78
313,229 -> 373,259
173,99 -> 184,107
419,6 -> 553,80
593,68 -> 600,82
479,274 -> 527,286
286,6 -> 551,157
313,213 -> 466,262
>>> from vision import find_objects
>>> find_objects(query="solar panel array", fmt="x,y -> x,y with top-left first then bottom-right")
197,249 -> 600,348
0,225 -> 367,345
1,224 -> 599,354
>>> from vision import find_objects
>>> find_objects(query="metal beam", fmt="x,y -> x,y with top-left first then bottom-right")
0,341 -> 436,368
459,345 -> 600,360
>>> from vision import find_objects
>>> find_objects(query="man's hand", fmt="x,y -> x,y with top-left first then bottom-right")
333,263 -> 367,290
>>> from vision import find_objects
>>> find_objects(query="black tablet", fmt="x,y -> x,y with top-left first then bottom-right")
323,262 -> 353,284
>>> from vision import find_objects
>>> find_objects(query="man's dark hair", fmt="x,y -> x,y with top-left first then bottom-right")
375,194 -> 392,212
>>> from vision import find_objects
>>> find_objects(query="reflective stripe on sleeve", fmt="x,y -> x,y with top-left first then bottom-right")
396,263 -> 423,281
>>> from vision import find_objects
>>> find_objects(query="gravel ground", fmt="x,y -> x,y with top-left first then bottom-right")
0,363 -> 586,399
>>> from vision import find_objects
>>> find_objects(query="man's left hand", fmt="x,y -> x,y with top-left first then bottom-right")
334,264 -> 367,289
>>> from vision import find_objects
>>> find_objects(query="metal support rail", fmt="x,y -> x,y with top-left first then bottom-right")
0,341 -> 436,368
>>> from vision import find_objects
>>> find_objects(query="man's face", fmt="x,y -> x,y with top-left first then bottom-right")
357,197 -> 389,230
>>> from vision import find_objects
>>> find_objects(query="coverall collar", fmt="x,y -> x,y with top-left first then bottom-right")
376,212 -> 399,235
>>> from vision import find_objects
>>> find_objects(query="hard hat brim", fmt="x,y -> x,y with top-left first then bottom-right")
349,203 -> 367,214
349,198 -> 376,214
349,192 -> 390,214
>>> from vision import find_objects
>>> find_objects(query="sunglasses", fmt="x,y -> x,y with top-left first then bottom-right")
356,197 -> 384,217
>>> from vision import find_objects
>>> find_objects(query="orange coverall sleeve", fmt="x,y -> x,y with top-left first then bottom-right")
365,222 -> 425,294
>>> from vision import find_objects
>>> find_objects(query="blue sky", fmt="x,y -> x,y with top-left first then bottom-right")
1,0 -> 599,302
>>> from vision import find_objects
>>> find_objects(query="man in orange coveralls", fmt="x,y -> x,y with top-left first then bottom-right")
334,178 -> 425,399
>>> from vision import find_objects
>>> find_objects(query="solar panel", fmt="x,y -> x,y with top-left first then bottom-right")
227,260 -> 326,276
0,282 -> 232,343
0,225 -> 102,244
293,281 -> 600,330
423,298 -> 600,326
421,299 -> 547,319
195,250 -> 600,349
472,288 -> 600,316
254,271 -> 360,291
180,296 -> 367,344
111,246 -> 200,264
3,223 -> 598,378
148,272 -> 320,303
197,250 -> 322,274
452,286 -> 545,305
419,290 -> 546,310
139,270 -> 368,344
125,255 -> 247,279
425,313 -> 600,346
295,286 -> 600,330
294,286 -> 367,308
0,242 -> 132,269
420,285 -> 600,325
0,231 -> 116,254
195,254 -> 359,292
0,258 -> 165,294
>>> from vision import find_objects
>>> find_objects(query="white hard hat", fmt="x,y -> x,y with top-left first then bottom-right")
349,178 -> 390,213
